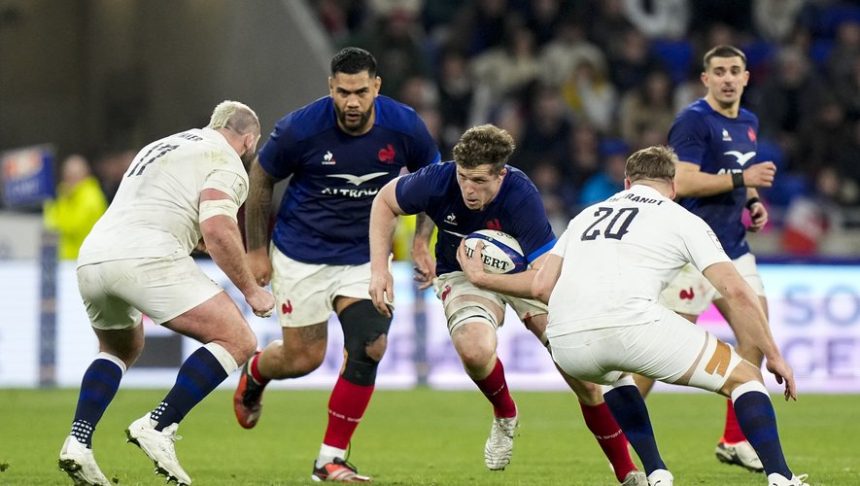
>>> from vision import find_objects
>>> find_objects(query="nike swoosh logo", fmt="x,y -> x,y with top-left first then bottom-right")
723,150 -> 756,166
326,172 -> 388,186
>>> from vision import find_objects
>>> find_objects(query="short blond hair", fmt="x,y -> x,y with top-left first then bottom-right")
207,100 -> 260,135
625,145 -> 677,183
452,124 -> 515,173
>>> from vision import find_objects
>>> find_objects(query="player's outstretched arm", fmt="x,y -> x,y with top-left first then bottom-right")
200,188 -> 274,318
674,161 -> 776,198
702,261 -> 796,400
245,159 -> 277,286
368,180 -> 407,317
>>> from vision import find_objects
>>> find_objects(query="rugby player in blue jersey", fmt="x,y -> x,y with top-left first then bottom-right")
635,45 -> 779,473
368,125 -> 646,485
233,47 -> 440,482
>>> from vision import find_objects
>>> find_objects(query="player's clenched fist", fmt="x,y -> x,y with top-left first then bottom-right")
245,286 -> 275,318
742,161 -> 776,188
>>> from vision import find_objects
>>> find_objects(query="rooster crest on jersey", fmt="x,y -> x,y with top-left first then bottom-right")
464,230 -> 527,274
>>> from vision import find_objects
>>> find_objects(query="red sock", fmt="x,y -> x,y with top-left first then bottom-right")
722,399 -> 747,444
323,376 -> 374,449
580,401 -> 638,482
248,353 -> 269,385
474,359 -> 517,418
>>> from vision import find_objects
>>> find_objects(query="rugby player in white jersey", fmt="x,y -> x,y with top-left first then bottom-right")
533,145 -> 808,486
58,101 -> 274,486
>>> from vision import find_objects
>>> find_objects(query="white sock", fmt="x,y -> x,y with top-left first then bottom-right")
316,444 -> 347,468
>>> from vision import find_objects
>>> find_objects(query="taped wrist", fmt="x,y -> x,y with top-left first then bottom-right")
745,197 -> 761,210
732,171 -> 745,189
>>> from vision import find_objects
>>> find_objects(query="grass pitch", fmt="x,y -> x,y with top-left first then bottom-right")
0,389 -> 856,485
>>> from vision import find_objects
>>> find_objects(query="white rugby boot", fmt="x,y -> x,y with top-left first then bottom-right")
647,468 -> 674,486
768,473 -> 810,486
484,413 -> 519,470
715,440 -> 765,472
126,414 -> 192,485
58,436 -> 110,486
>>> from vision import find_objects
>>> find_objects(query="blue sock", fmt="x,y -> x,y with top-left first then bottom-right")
604,384 -> 667,474
733,384 -> 792,478
151,344 -> 232,431
71,354 -> 125,448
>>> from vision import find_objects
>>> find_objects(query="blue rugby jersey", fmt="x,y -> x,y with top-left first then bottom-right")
395,162 -> 556,275
669,98 -> 760,259
258,95 -> 440,264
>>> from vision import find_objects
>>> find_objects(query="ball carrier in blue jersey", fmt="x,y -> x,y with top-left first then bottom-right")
234,47 -> 440,483
633,45 -> 779,472
369,125 -> 646,486
534,145 -> 807,486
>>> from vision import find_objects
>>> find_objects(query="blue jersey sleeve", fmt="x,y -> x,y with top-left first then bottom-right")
258,118 -> 300,180
509,191 -> 556,262
395,162 -> 449,214
668,109 -> 711,166
406,115 -> 441,172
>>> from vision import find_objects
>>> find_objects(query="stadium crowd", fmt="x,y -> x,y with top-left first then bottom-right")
312,0 -> 860,251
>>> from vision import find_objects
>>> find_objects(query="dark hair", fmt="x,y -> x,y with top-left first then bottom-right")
331,47 -> 377,77
703,45 -> 747,71
625,145 -> 676,183
452,124 -> 516,173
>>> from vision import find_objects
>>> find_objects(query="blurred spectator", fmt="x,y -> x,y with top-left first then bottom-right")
753,0 -> 803,43
346,5 -> 430,98
756,47 -> 827,157
513,83 -> 572,175
449,0 -> 509,56
524,0 -> 566,48
798,97 -> 852,176
564,122 -> 601,189
92,149 -> 134,201
436,49 -> 475,153
538,19 -> 606,87
578,139 -> 628,205
470,17 -> 539,99
561,58 -> 618,133
673,68 -> 708,113
43,155 -> 107,260
622,0 -> 690,40
530,161 -> 577,235
589,0 -> 634,54
781,167 -> 845,255
607,28 -> 662,94
619,69 -> 674,148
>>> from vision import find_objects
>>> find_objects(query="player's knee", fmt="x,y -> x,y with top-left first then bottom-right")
456,336 -> 495,370
340,300 -> 392,386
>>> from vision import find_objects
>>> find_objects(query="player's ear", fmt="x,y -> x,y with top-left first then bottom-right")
624,177 -> 631,190
498,167 -> 508,179
328,76 -> 335,95
373,76 -> 382,95
700,71 -> 708,87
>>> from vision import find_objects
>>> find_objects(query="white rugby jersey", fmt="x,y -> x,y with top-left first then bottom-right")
546,184 -> 729,337
78,128 -> 248,265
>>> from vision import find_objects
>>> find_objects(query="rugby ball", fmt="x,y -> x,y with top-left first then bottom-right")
463,229 -> 527,274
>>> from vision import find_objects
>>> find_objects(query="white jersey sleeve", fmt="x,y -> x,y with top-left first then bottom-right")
679,214 -> 730,272
550,228 -> 570,257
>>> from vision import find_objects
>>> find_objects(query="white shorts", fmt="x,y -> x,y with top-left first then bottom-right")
270,245 -> 373,328
433,271 -> 547,334
549,307 -> 743,393
77,255 -> 222,330
659,252 -> 766,316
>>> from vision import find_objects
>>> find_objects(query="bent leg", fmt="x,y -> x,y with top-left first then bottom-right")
720,362 -> 795,480
524,314 -> 638,483
152,291 -> 257,430
317,297 -> 391,468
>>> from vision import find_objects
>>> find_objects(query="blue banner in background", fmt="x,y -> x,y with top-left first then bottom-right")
1,145 -> 55,208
